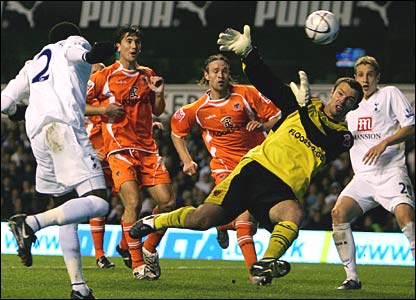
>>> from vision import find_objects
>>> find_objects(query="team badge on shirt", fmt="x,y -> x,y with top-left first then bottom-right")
174,108 -> 186,121
232,102 -> 242,112
342,133 -> 353,148
221,116 -> 233,128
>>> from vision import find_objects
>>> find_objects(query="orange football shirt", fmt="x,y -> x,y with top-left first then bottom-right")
87,61 -> 159,157
171,84 -> 281,175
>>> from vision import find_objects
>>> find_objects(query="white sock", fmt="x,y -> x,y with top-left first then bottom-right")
401,222 -> 415,259
332,223 -> 359,281
26,195 -> 108,231
60,224 -> 90,296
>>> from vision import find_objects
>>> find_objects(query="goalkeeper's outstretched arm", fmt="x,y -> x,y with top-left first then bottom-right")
217,25 -> 299,114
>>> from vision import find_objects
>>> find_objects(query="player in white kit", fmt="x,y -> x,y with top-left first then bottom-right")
331,56 -> 415,290
1,22 -> 115,299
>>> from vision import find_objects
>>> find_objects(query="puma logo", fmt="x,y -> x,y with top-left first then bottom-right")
356,1 -> 392,26
176,1 -> 213,26
5,1 -> 43,28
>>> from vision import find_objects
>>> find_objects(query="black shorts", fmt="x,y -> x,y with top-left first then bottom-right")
205,159 -> 297,232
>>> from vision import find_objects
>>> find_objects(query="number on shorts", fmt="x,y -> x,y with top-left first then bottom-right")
399,182 -> 413,197
32,49 -> 52,83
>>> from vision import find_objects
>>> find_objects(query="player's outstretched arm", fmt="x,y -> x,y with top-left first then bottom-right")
83,41 -> 115,64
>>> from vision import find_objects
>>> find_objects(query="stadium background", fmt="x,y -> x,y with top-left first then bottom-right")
1,1 -> 415,84
1,1 -> 415,263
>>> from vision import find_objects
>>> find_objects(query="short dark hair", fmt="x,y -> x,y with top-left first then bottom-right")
115,25 -> 143,43
333,77 -> 364,109
48,22 -> 82,43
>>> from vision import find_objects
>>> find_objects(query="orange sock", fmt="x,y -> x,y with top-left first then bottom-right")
217,220 -> 235,231
235,221 -> 257,279
143,207 -> 166,253
89,217 -> 105,259
144,229 -> 166,253
119,223 -> 128,250
122,220 -> 144,269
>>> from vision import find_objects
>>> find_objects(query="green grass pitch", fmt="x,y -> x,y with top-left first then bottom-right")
1,254 -> 414,299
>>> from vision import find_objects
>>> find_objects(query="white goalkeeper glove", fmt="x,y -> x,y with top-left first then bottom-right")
289,71 -> 311,107
217,25 -> 253,57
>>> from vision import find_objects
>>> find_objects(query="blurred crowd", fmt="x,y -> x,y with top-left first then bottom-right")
2,116 -> 414,233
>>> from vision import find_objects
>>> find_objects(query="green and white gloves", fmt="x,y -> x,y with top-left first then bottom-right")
290,71 -> 311,107
217,25 -> 253,57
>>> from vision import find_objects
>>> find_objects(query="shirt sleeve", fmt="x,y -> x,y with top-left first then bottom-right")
246,86 -> 281,121
87,70 -> 107,103
388,86 -> 415,127
171,104 -> 197,138
1,61 -> 30,114
63,36 -> 92,65
243,47 -> 299,117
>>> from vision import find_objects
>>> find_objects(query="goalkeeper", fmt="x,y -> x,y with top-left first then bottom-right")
130,25 -> 364,286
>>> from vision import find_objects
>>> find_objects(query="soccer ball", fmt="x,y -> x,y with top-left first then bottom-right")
305,10 -> 339,45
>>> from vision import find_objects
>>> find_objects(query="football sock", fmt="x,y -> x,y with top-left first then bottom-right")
154,206 -> 195,229
59,224 -> 88,294
143,229 -> 166,253
401,222 -> 415,258
217,220 -> 235,231
263,221 -> 298,259
332,223 -> 358,281
119,223 -> 129,250
235,221 -> 257,279
144,207 -> 166,253
122,220 -> 144,269
26,195 -> 108,231
89,217 -> 106,259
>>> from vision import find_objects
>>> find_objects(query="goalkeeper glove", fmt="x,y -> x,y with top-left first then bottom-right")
217,25 -> 253,57
8,104 -> 27,122
289,71 -> 311,107
83,41 -> 115,64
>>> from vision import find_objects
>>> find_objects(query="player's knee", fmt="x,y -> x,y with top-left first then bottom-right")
157,198 -> 176,213
331,206 -> 343,223
121,194 -> 141,210
192,213 -> 214,230
86,195 -> 109,217
282,204 -> 304,225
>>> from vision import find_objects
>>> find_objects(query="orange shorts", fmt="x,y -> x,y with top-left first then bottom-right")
107,150 -> 171,193
212,171 -> 231,185
210,157 -> 239,185
100,159 -> 114,187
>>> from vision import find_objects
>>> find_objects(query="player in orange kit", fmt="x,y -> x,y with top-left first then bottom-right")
86,25 -> 175,280
171,53 -> 281,281
85,82 -> 131,269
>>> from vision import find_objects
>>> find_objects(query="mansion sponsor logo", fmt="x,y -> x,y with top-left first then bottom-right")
353,133 -> 382,140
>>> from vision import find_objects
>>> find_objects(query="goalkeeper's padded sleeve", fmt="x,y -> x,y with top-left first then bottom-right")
83,41 -> 115,64
8,104 -> 27,122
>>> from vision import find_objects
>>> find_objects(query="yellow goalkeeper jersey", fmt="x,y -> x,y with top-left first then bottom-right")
242,48 -> 353,200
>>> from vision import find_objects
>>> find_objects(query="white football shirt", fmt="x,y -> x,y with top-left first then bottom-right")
346,86 -> 415,174
1,35 -> 92,139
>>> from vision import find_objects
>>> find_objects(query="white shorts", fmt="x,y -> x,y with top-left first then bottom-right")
30,122 -> 105,196
339,167 -> 414,214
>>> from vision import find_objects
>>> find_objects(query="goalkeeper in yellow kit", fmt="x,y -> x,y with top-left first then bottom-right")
130,25 -> 364,286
